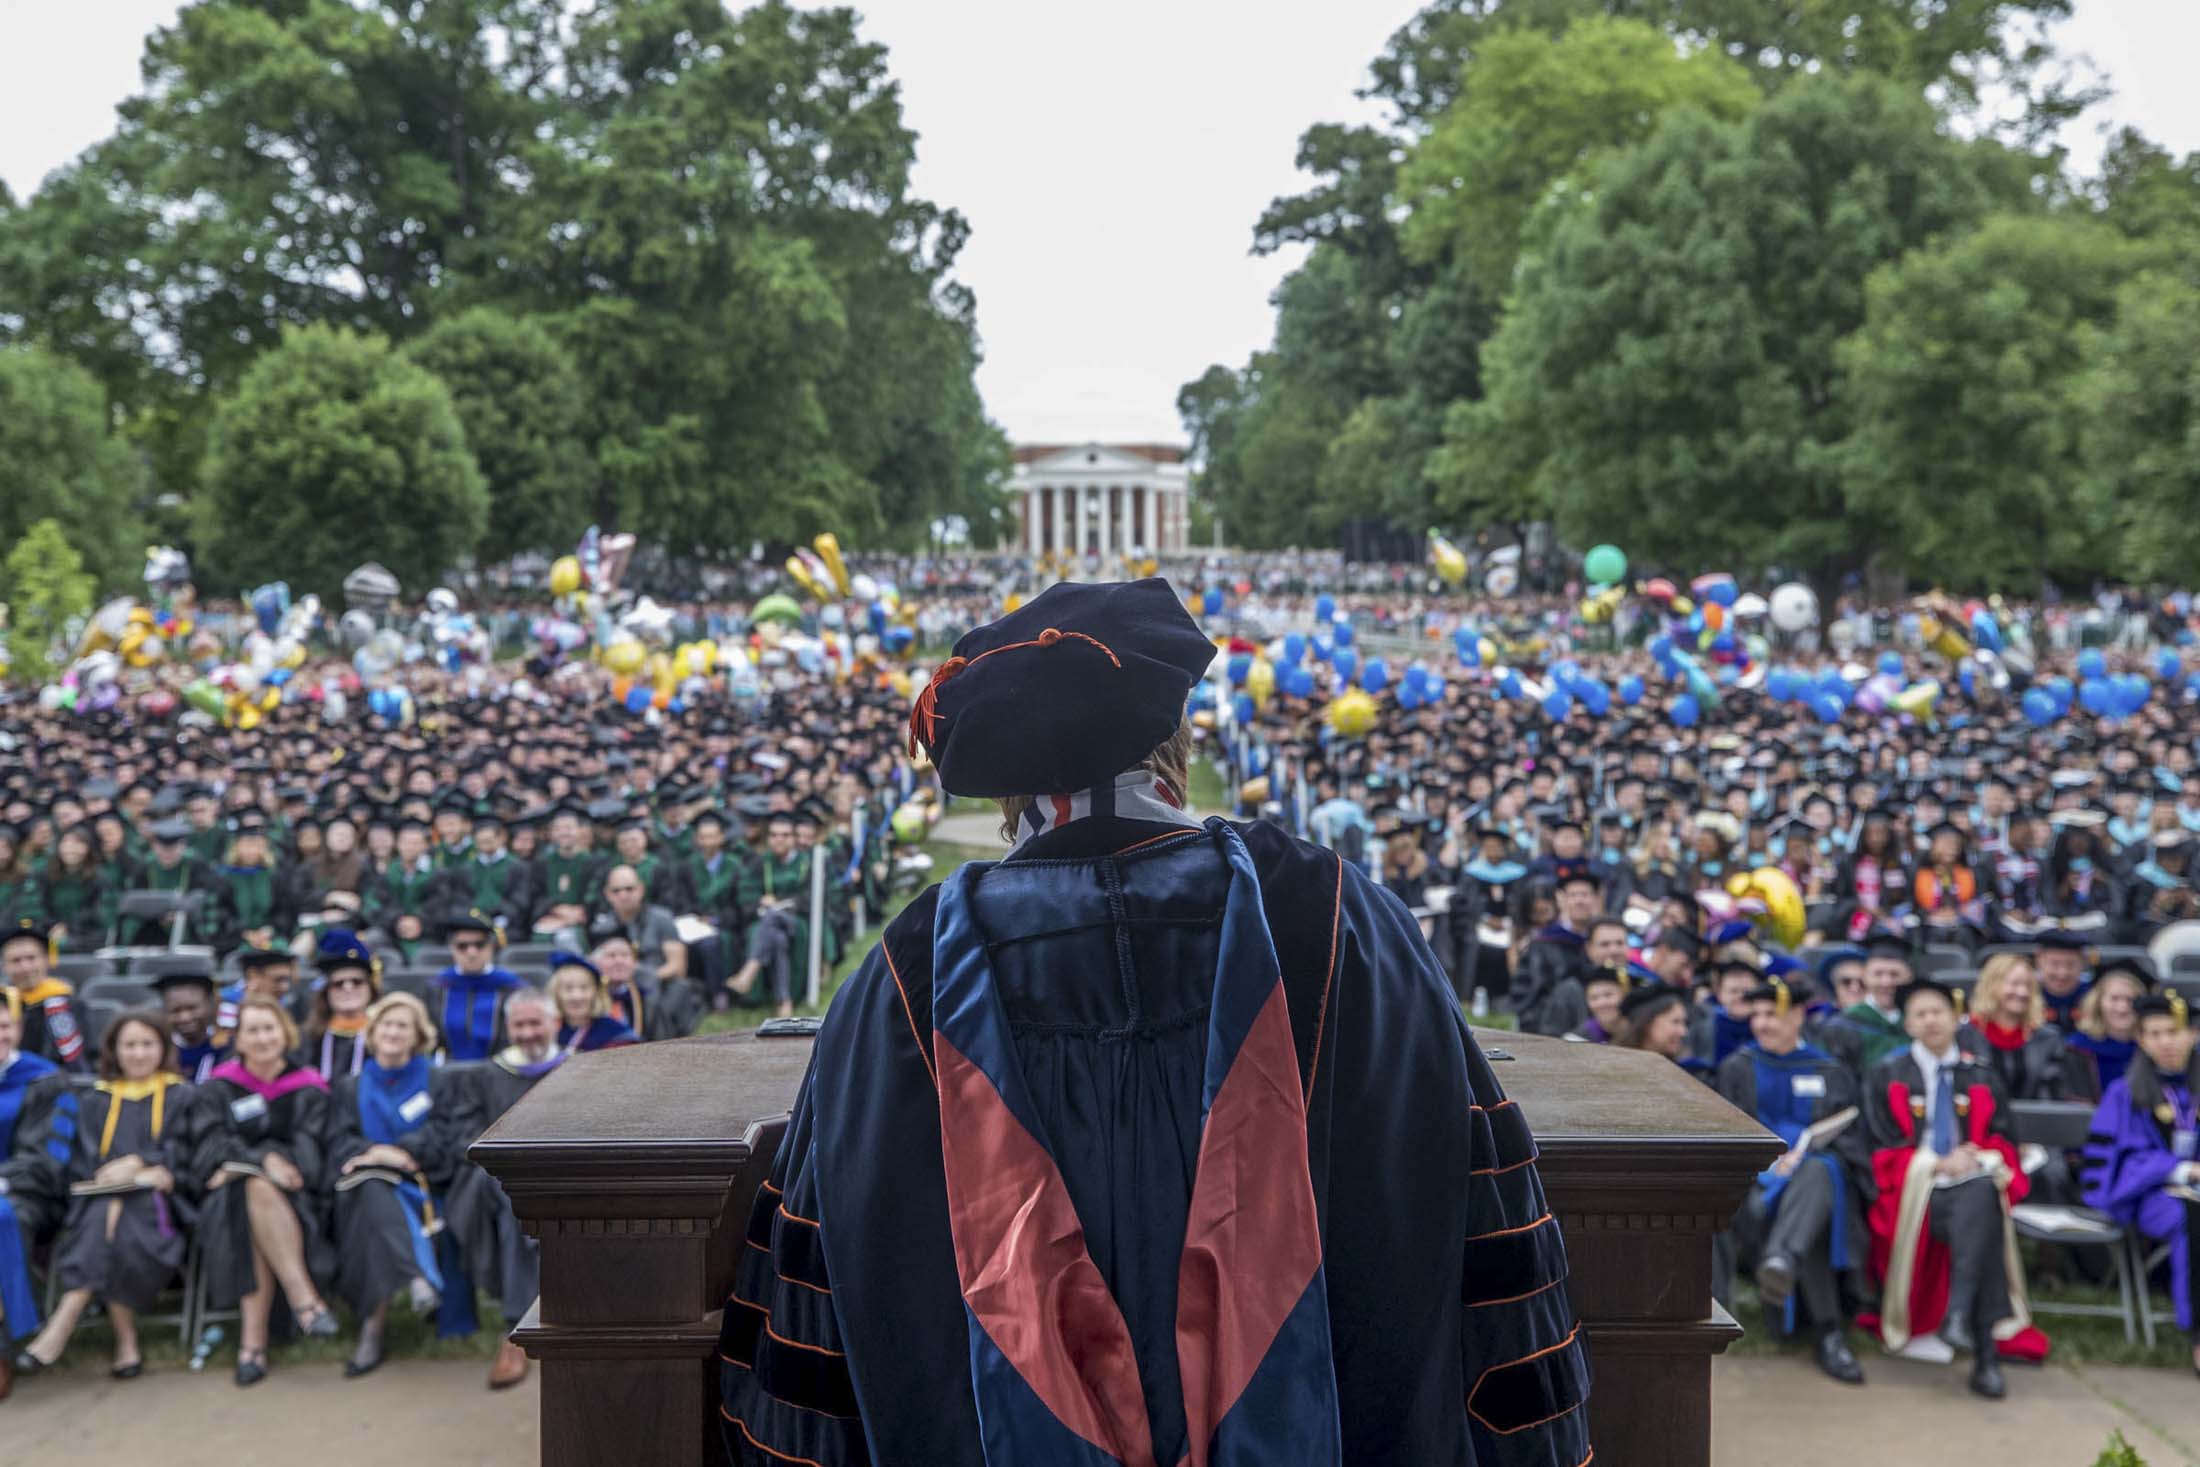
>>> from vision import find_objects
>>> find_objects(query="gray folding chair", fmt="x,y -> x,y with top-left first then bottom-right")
2007,1099 -> 2143,1343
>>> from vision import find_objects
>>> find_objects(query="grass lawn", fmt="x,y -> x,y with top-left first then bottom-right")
1722,1278 -> 2191,1371
29,1289 -> 506,1376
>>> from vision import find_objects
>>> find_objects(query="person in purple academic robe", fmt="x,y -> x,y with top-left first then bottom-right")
2081,991 -> 2200,1376
717,580 -> 1591,1467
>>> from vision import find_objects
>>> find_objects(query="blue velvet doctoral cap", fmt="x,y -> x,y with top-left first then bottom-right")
912,578 -> 1215,798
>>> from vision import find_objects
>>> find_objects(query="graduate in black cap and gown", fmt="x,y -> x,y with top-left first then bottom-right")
1511,865 -> 1601,1036
717,580 -> 1589,1467
429,910 -> 526,1063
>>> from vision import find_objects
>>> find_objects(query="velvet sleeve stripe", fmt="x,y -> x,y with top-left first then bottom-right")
1462,1213 -> 1569,1306
722,1399 -> 870,1467
1469,1099 -> 1537,1171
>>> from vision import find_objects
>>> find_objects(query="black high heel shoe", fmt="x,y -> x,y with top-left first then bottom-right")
235,1351 -> 269,1387
10,1349 -> 50,1379
110,1359 -> 144,1380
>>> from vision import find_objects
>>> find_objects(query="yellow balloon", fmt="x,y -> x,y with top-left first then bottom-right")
549,556 -> 582,597
785,556 -> 826,601
1893,679 -> 1942,719
1140,557 -> 1159,579
1329,689 -> 1378,738
812,533 -> 853,597
280,639 -> 306,670
689,640 -> 715,675
1245,657 -> 1276,708
1429,533 -> 1467,585
671,646 -> 695,680
1478,639 -> 1498,667
1725,867 -> 1806,951
1004,592 -> 1024,615
647,651 -> 675,695
603,637 -> 645,676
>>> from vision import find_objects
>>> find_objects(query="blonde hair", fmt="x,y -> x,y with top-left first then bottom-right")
1973,953 -> 2043,1031
233,994 -> 300,1052
363,991 -> 439,1058
2077,971 -> 2147,1039
548,963 -> 608,1020
996,719 -> 1195,843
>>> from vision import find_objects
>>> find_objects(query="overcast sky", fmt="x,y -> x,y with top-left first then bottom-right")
4,2 -> 2198,446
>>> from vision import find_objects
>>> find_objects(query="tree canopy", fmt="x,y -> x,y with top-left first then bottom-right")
0,345 -> 143,592
0,0 -> 1006,591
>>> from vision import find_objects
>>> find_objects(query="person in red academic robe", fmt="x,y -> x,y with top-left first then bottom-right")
1860,975 -> 2048,1400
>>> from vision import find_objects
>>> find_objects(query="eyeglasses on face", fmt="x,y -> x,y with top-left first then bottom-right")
452,938 -> 490,952
329,976 -> 372,990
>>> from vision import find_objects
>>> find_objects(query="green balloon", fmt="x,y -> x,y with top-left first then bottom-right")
1584,544 -> 1628,584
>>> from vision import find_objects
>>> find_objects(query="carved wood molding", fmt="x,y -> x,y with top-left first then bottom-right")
1558,1211 -> 1726,1233
510,1301 -> 724,1361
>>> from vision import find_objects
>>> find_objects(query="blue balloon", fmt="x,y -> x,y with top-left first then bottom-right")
1671,695 -> 1701,728
1618,675 -> 1645,706
1315,593 -> 1336,624
1402,665 -> 1429,698
1705,581 -> 1738,608
1811,691 -> 1846,723
1332,648 -> 1358,685
1957,661 -> 1977,699
1453,626 -> 1476,656
265,667 -> 292,688
1541,687 -> 1572,721
1233,692 -> 1255,725
1283,633 -> 1306,667
666,698 -> 685,715
1765,669 -> 1797,702
2079,677 -> 2115,715
1284,666 -> 1315,699
2047,676 -> 2075,714
2157,649 -> 2182,683
868,600 -> 889,636
1361,657 -> 1389,694
1648,634 -> 1675,667
1202,587 -> 1224,617
882,624 -> 915,654
1332,619 -> 1355,648
1551,659 -> 1581,690
1499,669 -> 1524,700
2021,689 -> 2058,726
624,686 -> 651,714
1397,684 -> 1423,712
2078,649 -> 2107,680
1578,678 -> 1611,717
1311,636 -> 1334,664
1877,651 -> 1905,677
1226,652 -> 1252,685
2116,673 -> 2151,715
1970,611 -> 2003,653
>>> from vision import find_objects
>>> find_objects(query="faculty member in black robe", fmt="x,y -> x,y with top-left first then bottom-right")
11,1013 -> 194,1382
1511,866 -> 1601,1036
188,995 -> 340,1386
718,581 -> 1590,1467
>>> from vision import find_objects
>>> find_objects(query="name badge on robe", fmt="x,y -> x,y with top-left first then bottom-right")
229,1093 -> 269,1123
1792,1074 -> 1827,1099
398,1092 -> 433,1124
2176,1129 -> 2197,1161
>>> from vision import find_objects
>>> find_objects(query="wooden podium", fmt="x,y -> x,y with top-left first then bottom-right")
475,1027 -> 1780,1467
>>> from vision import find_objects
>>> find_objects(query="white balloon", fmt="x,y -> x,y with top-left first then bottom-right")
1769,582 -> 1818,632
339,610 -> 376,647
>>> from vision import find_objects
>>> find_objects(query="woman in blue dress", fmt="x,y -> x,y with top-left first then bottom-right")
0,1000 -> 72,1397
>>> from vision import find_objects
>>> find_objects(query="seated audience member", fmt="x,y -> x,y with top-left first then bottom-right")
155,966 -> 223,1081
327,991 -> 461,1378
548,952 -> 638,1053
1615,984 -> 1692,1065
1842,936 -> 1914,1071
439,987 -> 565,1391
2033,929 -> 2094,1030
1513,866 -> 1602,1036
2,917 -> 89,1070
190,995 -> 341,1386
1690,956 -> 1763,1073
728,816 -> 815,1018
528,805 -> 602,942
210,813 -> 297,957
0,1002 -> 74,1397
1958,951 -> 2079,1102
1863,976 -> 2044,1400
599,862 -> 690,994
215,944 -> 302,1043
302,928 -> 383,1081
1715,975 -> 1872,1384
2081,991 -> 2200,1375
1569,965 -> 1628,1043
12,1013 -> 191,1383
2068,955 -> 2157,1101
431,910 -> 527,1063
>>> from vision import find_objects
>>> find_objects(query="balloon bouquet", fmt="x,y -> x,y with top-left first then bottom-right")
54,548 -> 202,720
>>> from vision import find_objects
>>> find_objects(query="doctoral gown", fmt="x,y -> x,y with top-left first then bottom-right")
438,1048 -> 566,1323
717,815 -> 1591,1467
430,967 -> 525,1063
187,1060 -> 334,1310
50,1076 -> 196,1311
0,1051 -> 71,1342
2081,1067 -> 2200,1332
326,1060 -> 468,1319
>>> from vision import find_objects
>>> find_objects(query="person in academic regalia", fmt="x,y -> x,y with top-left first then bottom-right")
437,987 -> 566,1391
547,952 -> 637,1053
433,812 -> 534,936
31,824 -> 114,951
209,812 -> 297,957
2068,955 -> 2156,1102
718,580 -> 1590,1467
1511,865 -> 1601,1035
119,818 -> 218,948
677,808 -> 746,988
1614,983 -> 1693,1067
1,917 -> 88,1071
527,804 -> 603,942
429,910 -> 525,1064
0,1001 -> 74,1398
187,995 -> 341,1386
727,814 -> 813,1017
2080,991 -> 2200,1375
326,992 -> 463,1378
1861,976 -> 2047,1400
366,817 -> 441,964
1957,952 -> 2079,1103
1838,935 -> 1914,1072
2033,928 -> 2095,1031
1714,975 -> 1872,1384
1566,963 -> 1630,1043
1689,956 -> 1764,1075
155,969 -> 223,1083
301,929 -> 383,1082
11,1013 -> 193,1383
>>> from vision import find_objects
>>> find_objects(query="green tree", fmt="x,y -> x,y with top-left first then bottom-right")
1445,74 -> 2016,580
2094,128 -> 2200,242
196,324 -> 487,600
1838,214 -> 2147,588
402,308 -> 591,561
1,519 -> 98,686
1398,17 -> 1760,285
0,344 -> 142,591
2069,269 -> 2200,584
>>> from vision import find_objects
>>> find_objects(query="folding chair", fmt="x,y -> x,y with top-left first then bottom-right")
79,975 -> 160,1011
2007,1099 -> 2144,1343
109,890 -> 192,949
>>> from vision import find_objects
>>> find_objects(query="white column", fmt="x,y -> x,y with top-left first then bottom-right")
1101,485 -> 1116,558
1025,482 -> 1040,554
1130,485 -> 1144,553
1049,486 -> 1065,556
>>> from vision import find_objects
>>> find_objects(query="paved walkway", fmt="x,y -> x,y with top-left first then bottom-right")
5,1356 -> 538,1466
1713,1354 -> 2200,1465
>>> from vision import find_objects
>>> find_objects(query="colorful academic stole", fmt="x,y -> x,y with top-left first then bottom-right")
1005,770 -> 1203,856
930,820 -> 1342,1467
5,980 -> 84,1067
